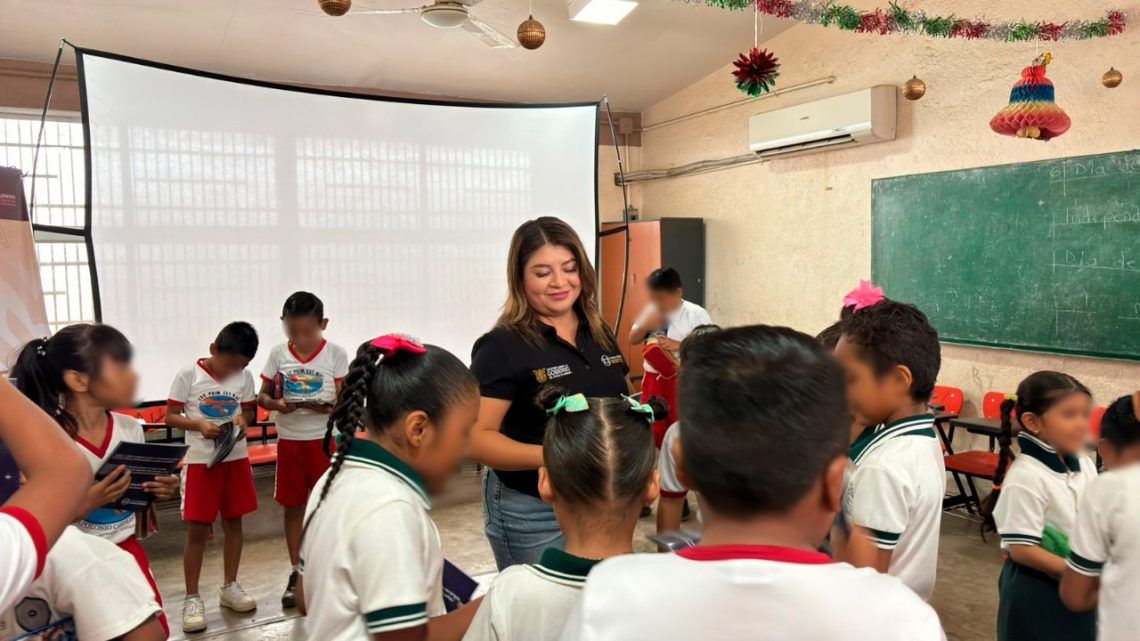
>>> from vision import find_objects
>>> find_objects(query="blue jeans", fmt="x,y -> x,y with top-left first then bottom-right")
482,469 -> 564,570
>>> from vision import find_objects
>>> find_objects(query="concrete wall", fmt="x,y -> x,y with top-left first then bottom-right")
636,5 -> 1139,410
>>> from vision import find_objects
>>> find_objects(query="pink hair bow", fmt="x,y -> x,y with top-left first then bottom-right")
843,280 -> 885,311
370,333 -> 427,356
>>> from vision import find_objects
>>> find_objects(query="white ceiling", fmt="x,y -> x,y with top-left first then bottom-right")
0,0 -> 791,110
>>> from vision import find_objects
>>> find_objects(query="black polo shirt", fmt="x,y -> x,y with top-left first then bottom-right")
471,318 -> 629,497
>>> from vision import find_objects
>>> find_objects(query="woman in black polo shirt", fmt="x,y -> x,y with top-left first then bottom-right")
470,216 -> 630,570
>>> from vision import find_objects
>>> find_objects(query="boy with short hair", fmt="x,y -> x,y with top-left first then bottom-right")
166,321 -> 261,632
1060,393 -> 1140,641
833,300 -> 946,600
629,267 -> 712,447
256,292 -> 348,609
559,325 -> 944,641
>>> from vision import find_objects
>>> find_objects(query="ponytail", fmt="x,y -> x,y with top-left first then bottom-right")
981,396 -> 1017,534
11,324 -> 132,438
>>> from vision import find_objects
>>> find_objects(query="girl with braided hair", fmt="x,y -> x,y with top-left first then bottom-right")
297,334 -> 482,641
981,371 -> 1098,641
463,386 -> 664,641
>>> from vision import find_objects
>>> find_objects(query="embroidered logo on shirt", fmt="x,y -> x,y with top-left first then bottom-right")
197,391 -> 240,419
534,364 -> 572,383
601,354 -> 624,367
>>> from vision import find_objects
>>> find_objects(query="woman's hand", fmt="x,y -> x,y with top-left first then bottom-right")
82,465 -> 131,514
143,474 -> 180,501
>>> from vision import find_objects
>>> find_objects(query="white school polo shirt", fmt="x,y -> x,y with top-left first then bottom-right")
635,300 -> 712,375
994,432 -> 1097,552
0,508 -> 47,613
557,545 -> 945,641
260,341 -> 349,441
845,413 -> 945,600
76,412 -> 146,544
1067,466 -> 1140,641
168,360 -> 257,465
0,526 -> 161,641
300,439 -> 444,640
463,548 -> 599,641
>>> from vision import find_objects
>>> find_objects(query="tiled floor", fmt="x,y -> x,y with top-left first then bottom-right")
148,469 -> 1003,641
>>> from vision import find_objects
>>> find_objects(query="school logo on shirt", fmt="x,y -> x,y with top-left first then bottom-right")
284,368 -> 324,397
533,364 -> 572,383
197,391 -> 240,419
601,354 -> 624,367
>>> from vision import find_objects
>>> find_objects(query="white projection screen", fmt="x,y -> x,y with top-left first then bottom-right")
78,50 -> 598,402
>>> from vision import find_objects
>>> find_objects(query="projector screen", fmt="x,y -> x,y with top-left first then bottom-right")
77,49 -> 598,402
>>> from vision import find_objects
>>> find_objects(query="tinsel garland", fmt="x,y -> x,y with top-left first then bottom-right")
685,0 -> 1126,42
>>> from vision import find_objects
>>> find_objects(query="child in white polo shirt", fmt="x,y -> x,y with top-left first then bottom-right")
257,292 -> 349,609
166,321 -> 261,632
464,388 -> 663,641
1061,393 -> 1140,641
298,334 -> 482,641
833,299 -> 946,600
559,325 -> 944,641
981,371 -> 1098,641
0,526 -> 164,641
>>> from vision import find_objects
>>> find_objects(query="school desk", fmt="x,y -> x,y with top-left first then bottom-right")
950,416 -> 1023,452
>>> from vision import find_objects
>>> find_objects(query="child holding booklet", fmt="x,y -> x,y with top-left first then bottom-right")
166,321 -> 261,632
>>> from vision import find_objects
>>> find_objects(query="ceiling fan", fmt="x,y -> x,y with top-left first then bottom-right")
299,0 -> 519,49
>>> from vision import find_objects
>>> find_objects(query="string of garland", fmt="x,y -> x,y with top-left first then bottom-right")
685,0 -> 1126,42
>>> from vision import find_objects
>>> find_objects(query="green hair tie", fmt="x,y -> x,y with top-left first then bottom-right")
622,394 -> 656,424
548,393 -> 590,416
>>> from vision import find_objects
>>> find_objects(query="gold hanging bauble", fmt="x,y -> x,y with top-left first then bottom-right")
903,75 -> 926,101
318,0 -> 352,16
517,15 -> 546,50
1102,67 -> 1123,88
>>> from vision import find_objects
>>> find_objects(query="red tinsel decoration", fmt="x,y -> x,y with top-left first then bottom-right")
857,9 -> 895,34
950,19 -> 990,39
1107,10 -> 1126,35
732,47 -> 781,97
1038,22 -> 1066,41
755,0 -> 793,18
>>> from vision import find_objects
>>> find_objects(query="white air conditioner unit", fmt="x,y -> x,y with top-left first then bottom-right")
748,85 -> 897,159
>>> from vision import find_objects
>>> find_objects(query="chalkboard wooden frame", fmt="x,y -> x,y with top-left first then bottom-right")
872,149 -> 1140,363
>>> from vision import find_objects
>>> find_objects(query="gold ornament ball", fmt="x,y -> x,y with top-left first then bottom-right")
903,75 -> 926,101
318,0 -> 351,16
1102,67 -> 1123,89
517,15 -> 546,50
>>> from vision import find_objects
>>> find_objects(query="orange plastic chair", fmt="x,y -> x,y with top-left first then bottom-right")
982,391 -> 1007,419
1090,406 -> 1107,441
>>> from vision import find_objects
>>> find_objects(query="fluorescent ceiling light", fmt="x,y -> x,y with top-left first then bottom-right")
568,0 -> 638,25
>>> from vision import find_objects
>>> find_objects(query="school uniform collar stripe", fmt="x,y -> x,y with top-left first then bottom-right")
1066,553 -> 1104,577
1017,432 -> 1082,474
676,544 -> 834,565
529,548 -> 601,585
342,439 -> 431,508
849,414 -> 937,464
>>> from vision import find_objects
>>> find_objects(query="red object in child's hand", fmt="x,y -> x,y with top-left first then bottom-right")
643,339 -> 679,379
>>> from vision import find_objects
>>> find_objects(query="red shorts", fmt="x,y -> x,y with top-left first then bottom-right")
275,439 -> 332,507
118,536 -> 170,637
182,460 -> 258,524
642,371 -> 679,448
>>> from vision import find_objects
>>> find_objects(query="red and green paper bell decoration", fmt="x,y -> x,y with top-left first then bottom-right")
989,52 -> 1071,141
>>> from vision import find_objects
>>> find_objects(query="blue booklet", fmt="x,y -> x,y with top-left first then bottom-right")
0,442 -> 18,504
442,559 -> 478,612
94,441 -> 187,512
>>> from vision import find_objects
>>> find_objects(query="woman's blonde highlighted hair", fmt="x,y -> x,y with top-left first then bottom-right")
496,216 -> 614,349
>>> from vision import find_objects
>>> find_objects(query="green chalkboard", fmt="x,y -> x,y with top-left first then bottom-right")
872,150 -> 1140,362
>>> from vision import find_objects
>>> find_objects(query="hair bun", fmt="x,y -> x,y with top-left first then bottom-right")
641,396 -> 670,423
536,384 -> 570,412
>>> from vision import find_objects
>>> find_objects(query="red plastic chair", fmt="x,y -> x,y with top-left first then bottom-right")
247,443 -> 278,467
982,392 -> 1007,419
931,385 -> 964,415
1090,406 -> 1107,441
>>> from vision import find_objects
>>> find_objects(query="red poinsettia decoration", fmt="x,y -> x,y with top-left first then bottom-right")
732,47 -> 781,97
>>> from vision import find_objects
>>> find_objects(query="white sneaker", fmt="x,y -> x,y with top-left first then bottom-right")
219,582 -> 257,613
182,594 -> 207,633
